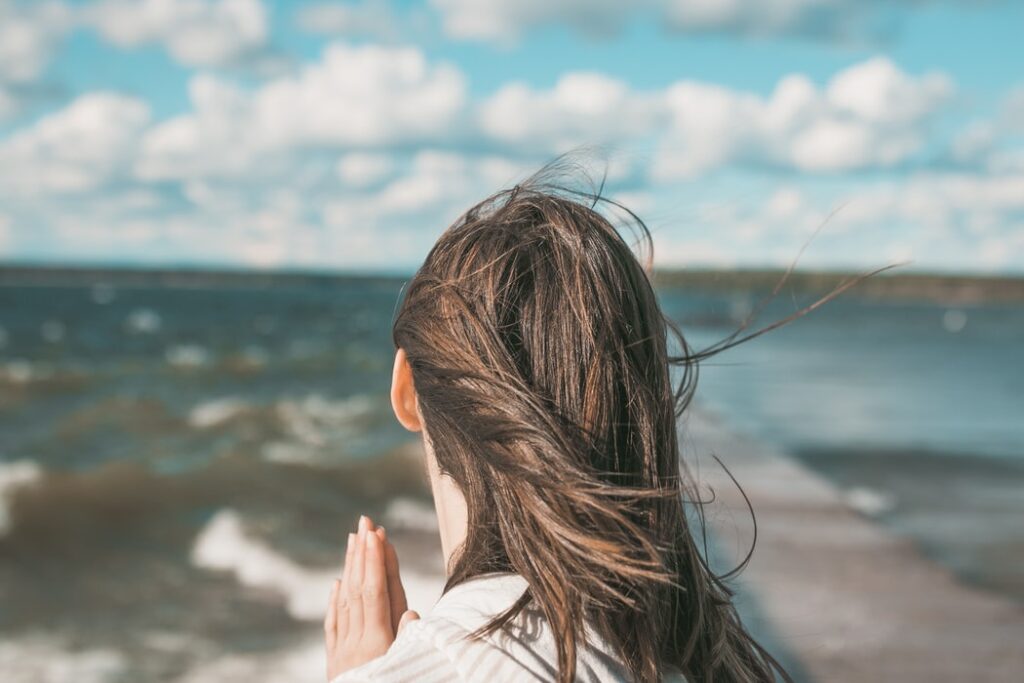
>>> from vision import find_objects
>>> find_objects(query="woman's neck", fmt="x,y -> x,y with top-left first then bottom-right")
424,442 -> 468,574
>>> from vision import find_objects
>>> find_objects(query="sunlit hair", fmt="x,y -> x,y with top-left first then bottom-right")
392,154 -> 886,682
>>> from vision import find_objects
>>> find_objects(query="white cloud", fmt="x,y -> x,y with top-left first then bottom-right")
0,92 -> 151,196
480,72 -> 663,151
0,86 -> 19,120
661,0 -> 871,38
1,39 -> 1018,273
324,150 -> 527,227
669,173 -> 1024,271
81,0 -> 269,68
432,0 -> 983,43
947,83 -> 1024,173
660,57 -> 951,177
137,43 -> 467,181
1002,86 -> 1024,133
0,0 -> 275,79
476,57 -> 951,178
0,212 -> 11,253
337,152 -> 396,187
296,0 -> 399,40
664,58 -> 950,177
429,0 -> 968,43
0,1 -> 73,120
0,1 -> 72,84
430,0 -> 627,42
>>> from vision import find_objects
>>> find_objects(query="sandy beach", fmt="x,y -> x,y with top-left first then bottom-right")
683,408 -> 1024,682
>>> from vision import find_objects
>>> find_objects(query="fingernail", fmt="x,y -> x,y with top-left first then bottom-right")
358,515 -> 368,535
377,526 -> 387,539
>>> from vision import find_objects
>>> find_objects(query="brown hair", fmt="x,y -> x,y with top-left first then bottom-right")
392,156 -> 882,682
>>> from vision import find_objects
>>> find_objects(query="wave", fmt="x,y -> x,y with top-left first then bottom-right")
2,359 -> 48,384
0,635 -> 124,683
0,459 -> 42,535
169,637 -> 323,683
383,497 -> 439,532
187,397 -> 251,429
165,344 -> 211,368
125,308 -> 162,334
275,393 -> 375,446
842,486 -> 896,516
191,508 -> 442,622
41,319 -> 66,343
260,393 -> 380,464
90,282 -> 116,305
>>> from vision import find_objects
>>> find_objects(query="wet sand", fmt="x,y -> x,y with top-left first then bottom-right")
684,408 -> 1024,682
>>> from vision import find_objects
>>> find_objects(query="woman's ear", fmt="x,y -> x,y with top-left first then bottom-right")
390,347 -> 423,432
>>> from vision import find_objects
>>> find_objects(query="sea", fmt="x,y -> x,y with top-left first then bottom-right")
1,273 -> 1021,682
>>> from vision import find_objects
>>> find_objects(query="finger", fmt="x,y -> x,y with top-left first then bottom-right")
379,528 -> 408,633
336,533 -> 356,640
346,519 -> 367,637
363,527 -> 391,633
397,610 -> 420,635
324,578 -> 340,642
340,532 -> 356,594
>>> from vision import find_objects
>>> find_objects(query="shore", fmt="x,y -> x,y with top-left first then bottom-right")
684,407 -> 1024,682
4,409 -> 1020,682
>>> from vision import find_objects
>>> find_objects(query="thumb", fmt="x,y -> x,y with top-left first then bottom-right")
397,610 -> 420,634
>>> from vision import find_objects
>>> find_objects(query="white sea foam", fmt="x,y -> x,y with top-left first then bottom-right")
844,486 -> 896,516
3,359 -> 35,383
943,308 -> 968,333
40,320 -> 65,343
170,637 -> 323,683
276,393 -> 375,446
90,282 -> 116,305
188,397 -> 249,429
0,635 -> 124,683
384,497 -> 439,532
0,459 -> 42,535
166,344 -> 210,368
260,393 -> 378,464
260,442 -> 320,465
191,509 -> 442,621
126,308 -> 162,334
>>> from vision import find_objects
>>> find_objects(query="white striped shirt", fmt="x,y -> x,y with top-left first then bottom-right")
329,572 -> 635,682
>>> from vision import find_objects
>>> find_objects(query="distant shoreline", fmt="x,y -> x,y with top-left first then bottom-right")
2,263 -> 1023,303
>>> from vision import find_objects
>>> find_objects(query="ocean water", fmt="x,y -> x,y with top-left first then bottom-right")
1,275 -> 1021,681
659,285 -> 1024,602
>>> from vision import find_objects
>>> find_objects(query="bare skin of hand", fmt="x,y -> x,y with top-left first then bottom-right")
324,515 -> 420,681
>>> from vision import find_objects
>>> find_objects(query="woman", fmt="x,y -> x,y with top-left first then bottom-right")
323,160 -> 795,682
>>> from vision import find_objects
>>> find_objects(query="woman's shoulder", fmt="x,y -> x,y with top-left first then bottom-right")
333,572 -> 640,682
424,572 -> 632,682
329,616 -> 461,682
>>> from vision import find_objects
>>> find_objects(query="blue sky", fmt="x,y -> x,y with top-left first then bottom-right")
1,0 -> 1022,274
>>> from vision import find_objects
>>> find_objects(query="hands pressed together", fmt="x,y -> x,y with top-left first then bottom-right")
324,515 -> 419,681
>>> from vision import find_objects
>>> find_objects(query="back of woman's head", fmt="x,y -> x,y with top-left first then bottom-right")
392,157 -> 788,683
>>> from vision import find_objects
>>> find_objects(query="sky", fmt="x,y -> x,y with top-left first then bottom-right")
0,0 -> 1022,274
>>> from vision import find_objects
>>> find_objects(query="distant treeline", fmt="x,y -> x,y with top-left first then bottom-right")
0,265 -> 406,289
650,269 -> 1024,304
2,264 -> 1023,303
